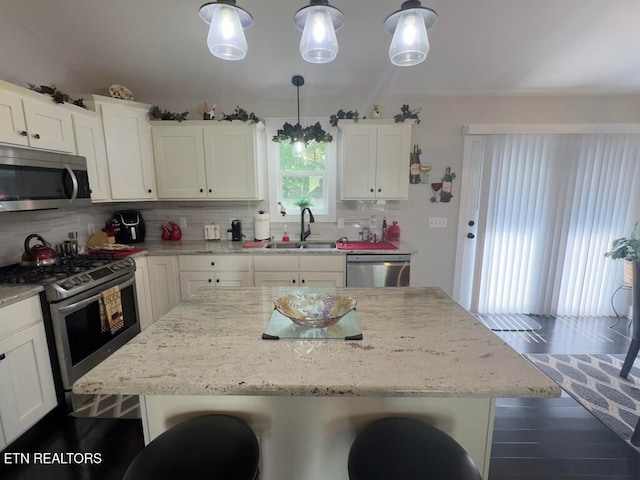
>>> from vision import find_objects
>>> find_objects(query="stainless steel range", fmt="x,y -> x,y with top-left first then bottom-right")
0,255 -> 141,409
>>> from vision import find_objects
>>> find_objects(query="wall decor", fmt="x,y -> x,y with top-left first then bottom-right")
409,144 -> 421,184
440,167 -> 456,202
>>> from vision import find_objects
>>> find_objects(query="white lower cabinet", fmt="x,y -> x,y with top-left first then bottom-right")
134,257 -> 155,331
178,255 -> 252,300
146,256 -> 181,322
254,255 -> 345,287
0,296 -> 57,448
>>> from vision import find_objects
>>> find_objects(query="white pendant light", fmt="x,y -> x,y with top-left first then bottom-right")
293,1 -> 344,64
199,1 -> 253,61
384,1 -> 437,67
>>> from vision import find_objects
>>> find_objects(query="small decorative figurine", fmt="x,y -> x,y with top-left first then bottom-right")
277,201 -> 287,216
200,102 -> 216,120
371,104 -> 382,119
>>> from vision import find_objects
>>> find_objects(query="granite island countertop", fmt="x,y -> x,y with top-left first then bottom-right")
73,287 -> 559,399
0,285 -> 44,307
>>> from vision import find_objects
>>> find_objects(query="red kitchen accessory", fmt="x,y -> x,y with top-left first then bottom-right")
21,234 -> 59,266
161,224 -> 171,241
387,221 -> 401,242
169,221 -> 182,241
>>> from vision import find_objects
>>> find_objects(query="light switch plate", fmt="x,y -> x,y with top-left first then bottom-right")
429,217 -> 447,228
337,218 -> 344,228
179,217 -> 187,229
370,216 -> 378,229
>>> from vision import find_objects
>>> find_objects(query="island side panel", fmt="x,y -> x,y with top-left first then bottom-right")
142,395 -> 495,480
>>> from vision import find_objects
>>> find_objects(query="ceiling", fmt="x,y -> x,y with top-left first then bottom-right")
1,0 -> 639,107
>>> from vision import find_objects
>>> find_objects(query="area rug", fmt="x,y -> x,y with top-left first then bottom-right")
525,353 -> 639,451
476,313 -> 542,331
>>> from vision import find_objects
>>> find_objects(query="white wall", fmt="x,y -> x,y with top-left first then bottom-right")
2,92 -> 639,293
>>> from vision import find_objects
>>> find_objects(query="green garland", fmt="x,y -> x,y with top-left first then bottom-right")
329,109 -> 359,127
28,84 -> 86,108
220,106 -> 260,124
272,122 -> 333,144
149,106 -> 189,122
393,104 -> 421,124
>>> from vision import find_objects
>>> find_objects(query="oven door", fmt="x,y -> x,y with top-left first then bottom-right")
49,272 -> 141,391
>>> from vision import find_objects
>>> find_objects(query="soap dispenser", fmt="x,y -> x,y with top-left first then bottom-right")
282,224 -> 290,242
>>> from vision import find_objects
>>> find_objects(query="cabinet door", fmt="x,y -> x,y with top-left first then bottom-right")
0,322 -> 57,445
179,272 -> 214,300
22,98 -> 75,153
203,124 -> 262,199
73,112 -> 111,201
340,125 -> 377,199
152,126 -> 207,199
147,256 -> 181,321
101,104 -> 156,200
375,125 -> 411,199
254,272 -> 299,287
135,257 -> 155,331
299,272 -> 345,287
215,271 -> 252,287
0,90 -> 28,146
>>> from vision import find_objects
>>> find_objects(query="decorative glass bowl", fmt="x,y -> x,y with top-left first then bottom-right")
274,293 -> 357,328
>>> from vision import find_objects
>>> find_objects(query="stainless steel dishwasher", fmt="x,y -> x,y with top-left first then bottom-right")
346,254 -> 411,287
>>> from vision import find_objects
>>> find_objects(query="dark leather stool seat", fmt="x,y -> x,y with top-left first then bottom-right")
348,417 -> 482,480
123,414 -> 259,480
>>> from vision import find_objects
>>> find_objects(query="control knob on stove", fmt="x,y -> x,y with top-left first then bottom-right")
111,264 -> 120,271
62,280 -> 74,289
72,277 -> 83,285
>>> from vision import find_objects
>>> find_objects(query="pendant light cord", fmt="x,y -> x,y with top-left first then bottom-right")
296,83 -> 301,126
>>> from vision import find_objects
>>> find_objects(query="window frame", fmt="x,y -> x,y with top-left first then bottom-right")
265,117 -> 337,223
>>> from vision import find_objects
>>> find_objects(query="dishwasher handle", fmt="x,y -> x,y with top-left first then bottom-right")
346,254 -> 411,263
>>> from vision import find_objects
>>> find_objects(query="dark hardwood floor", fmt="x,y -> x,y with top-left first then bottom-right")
1,315 -> 639,479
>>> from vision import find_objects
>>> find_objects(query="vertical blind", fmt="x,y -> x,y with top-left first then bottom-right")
477,133 -> 640,316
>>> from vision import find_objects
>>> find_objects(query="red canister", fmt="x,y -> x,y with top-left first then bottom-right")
388,221 -> 401,241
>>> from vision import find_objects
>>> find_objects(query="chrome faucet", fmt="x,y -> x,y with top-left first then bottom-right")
300,207 -> 315,241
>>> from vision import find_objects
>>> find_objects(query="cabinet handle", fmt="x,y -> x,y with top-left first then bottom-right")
208,278 -> 212,283
210,261 -> 215,266
292,279 -> 296,284
19,130 -> 27,136
0,353 -> 5,361
216,279 -> 220,283
378,188 -> 382,193
148,189 -> 152,193
200,188 -> 204,193
370,188 -> 374,193
208,189 -> 212,193
33,133 -> 41,139
467,233 -> 475,239
301,279 -> 305,284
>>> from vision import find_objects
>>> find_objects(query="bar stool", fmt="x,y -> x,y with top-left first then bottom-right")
123,414 -> 259,480
620,260 -> 640,379
348,417 -> 482,480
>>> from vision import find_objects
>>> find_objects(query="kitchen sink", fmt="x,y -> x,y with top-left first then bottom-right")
264,241 -> 337,250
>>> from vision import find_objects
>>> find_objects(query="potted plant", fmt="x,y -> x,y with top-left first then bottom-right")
604,222 -> 640,284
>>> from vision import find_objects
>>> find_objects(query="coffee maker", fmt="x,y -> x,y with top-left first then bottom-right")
230,220 -> 243,241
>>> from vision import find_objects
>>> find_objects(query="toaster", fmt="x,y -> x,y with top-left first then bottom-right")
113,210 -> 146,244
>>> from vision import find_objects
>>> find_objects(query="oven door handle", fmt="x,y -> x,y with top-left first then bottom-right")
57,276 -> 135,314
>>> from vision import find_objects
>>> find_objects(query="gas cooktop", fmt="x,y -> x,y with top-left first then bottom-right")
0,255 -> 136,301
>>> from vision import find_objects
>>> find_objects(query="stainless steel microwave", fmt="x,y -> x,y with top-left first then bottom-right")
0,144 -> 92,212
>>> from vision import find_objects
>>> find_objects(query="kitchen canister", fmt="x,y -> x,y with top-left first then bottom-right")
254,211 -> 270,241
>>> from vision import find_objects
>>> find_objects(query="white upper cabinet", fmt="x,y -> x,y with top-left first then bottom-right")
340,121 -> 411,200
0,82 -> 76,153
151,121 -> 266,200
86,96 -> 157,201
72,110 -> 111,201
152,125 -> 207,199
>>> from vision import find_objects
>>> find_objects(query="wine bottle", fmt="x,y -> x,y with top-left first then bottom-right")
441,167 -> 454,202
410,145 -> 421,184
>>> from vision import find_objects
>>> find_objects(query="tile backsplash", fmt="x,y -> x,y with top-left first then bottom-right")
0,200 -> 405,265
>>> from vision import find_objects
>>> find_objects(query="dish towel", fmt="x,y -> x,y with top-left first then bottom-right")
99,285 -> 124,335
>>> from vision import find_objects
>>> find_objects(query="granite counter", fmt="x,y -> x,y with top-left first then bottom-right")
74,287 -> 557,479
0,285 -> 44,307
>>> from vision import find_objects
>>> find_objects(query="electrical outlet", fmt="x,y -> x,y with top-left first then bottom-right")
337,218 -> 344,229
428,217 -> 448,228
370,216 -> 378,229
87,223 -> 96,235
179,217 -> 187,229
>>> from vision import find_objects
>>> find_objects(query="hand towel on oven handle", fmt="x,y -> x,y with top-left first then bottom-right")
99,285 -> 124,334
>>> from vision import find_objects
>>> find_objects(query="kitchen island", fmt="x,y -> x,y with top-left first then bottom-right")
73,287 -> 559,479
